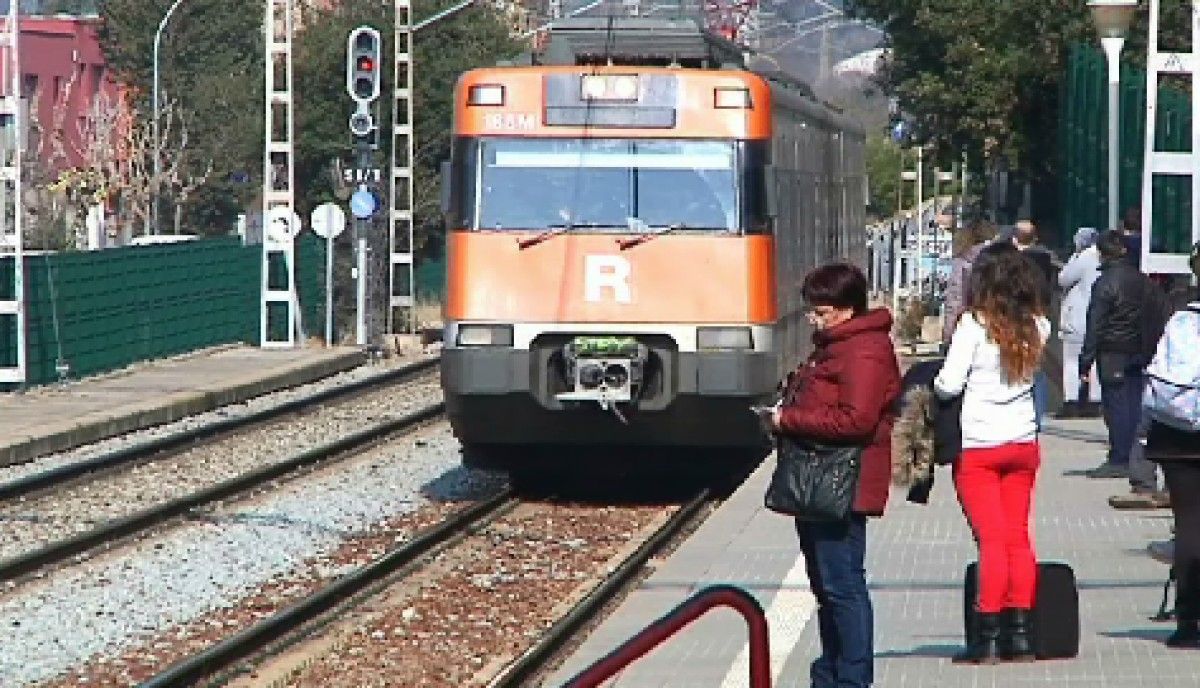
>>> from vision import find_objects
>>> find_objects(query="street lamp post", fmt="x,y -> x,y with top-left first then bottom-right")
153,0 -> 188,236
1088,0 -> 1138,232
915,145 -> 924,301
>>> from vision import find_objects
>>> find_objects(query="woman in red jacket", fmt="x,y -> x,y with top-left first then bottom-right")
770,263 -> 901,688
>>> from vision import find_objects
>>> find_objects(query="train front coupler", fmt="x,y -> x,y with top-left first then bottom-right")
555,336 -> 648,423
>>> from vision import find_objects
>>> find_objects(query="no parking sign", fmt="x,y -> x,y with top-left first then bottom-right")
311,203 -> 347,345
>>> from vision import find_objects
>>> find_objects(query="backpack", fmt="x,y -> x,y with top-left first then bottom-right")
1143,304 -> 1200,432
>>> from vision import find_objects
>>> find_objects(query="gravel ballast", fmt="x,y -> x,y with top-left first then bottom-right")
232,501 -> 675,688
0,422 -> 497,687
0,356 -> 432,488
0,371 -> 441,563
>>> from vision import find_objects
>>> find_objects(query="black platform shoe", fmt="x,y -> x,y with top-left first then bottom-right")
1166,620 -> 1200,648
1001,608 -> 1037,662
953,612 -> 1002,664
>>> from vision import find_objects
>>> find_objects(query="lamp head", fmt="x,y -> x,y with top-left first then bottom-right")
1087,0 -> 1138,39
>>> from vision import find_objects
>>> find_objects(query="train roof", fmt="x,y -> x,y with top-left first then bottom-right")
528,19 -> 818,98
508,17 -> 863,137
534,17 -> 743,68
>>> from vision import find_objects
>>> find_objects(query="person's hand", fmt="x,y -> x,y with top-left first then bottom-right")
770,406 -> 783,432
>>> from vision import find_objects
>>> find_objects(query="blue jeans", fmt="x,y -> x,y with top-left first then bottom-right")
1100,368 -> 1145,466
797,515 -> 873,688
1129,392 -> 1161,490
1033,370 -> 1048,431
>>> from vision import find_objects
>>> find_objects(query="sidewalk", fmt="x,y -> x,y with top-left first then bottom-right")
549,417 -> 1190,687
0,345 -> 365,466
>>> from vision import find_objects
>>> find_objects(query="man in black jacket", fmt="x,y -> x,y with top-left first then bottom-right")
1080,230 -> 1169,478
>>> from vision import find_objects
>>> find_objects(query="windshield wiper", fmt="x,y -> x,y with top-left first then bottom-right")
617,223 -> 688,250
517,223 -> 573,250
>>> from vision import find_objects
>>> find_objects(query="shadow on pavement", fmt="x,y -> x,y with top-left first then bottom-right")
1100,628 -> 1174,643
874,643 -> 960,659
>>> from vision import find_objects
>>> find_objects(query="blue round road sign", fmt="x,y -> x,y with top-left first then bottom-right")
350,189 -> 377,219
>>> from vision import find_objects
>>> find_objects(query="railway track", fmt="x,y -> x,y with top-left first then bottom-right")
138,490 -> 518,687
490,489 -> 711,687
134,489 -> 712,687
0,358 -> 443,583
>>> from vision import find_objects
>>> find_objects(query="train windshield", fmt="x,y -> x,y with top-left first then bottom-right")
471,138 -> 740,232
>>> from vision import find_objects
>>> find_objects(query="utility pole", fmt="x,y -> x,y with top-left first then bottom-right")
261,0 -> 301,349
389,0 -> 416,337
0,1 -> 25,385
915,145 -> 924,304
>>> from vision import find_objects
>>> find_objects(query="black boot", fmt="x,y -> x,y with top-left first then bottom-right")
953,612 -> 1002,664
1166,619 -> 1200,648
1001,608 -> 1036,662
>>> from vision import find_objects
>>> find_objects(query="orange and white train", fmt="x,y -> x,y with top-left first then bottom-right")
439,18 -> 866,472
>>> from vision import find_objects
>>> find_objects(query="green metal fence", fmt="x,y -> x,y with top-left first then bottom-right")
1060,43 -> 1192,250
415,257 -> 445,301
0,235 -> 325,387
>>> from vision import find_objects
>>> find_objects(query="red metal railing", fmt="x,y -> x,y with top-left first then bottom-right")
563,584 -> 771,688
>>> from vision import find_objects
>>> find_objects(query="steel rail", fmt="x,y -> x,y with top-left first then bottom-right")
489,488 -> 712,688
0,357 -> 440,502
138,489 -> 516,688
0,402 -> 446,583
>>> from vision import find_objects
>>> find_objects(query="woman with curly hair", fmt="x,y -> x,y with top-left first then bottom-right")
934,248 -> 1052,664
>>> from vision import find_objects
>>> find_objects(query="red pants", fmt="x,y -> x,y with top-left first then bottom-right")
954,441 -> 1040,613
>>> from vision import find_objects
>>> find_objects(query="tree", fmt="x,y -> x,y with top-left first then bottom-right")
845,0 -> 1193,181
98,0 -> 519,243
865,133 -> 958,222
293,0 -> 520,252
97,0 -> 263,234
865,134 -> 901,221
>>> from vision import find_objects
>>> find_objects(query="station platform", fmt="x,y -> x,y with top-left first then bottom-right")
0,345 -> 366,467
548,418 -> 1194,687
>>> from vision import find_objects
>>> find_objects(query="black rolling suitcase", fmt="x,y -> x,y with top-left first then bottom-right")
964,561 -> 1079,659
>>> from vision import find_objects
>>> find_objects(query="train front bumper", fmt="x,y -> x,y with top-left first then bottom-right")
440,345 -> 779,447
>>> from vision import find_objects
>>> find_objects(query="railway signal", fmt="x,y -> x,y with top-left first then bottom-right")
346,26 -> 385,348
346,27 -> 382,105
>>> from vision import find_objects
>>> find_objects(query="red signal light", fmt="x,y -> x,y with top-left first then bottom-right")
357,56 -> 375,72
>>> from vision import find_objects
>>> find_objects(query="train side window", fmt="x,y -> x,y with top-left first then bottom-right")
739,140 -> 771,235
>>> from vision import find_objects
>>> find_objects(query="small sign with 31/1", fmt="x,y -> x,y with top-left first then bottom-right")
343,168 -> 383,184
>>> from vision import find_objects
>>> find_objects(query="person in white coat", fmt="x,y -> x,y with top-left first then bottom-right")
1057,227 -> 1102,417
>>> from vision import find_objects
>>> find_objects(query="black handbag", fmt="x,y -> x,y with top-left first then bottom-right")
764,437 -> 862,521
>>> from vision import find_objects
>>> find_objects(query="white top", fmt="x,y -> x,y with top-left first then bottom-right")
934,312 -> 1052,449
1057,245 -> 1101,341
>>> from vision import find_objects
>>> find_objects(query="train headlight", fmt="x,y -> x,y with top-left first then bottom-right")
714,87 -> 752,109
456,324 -> 514,347
580,74 -> 639,102
579,364 -> 604,389
467,84 -> 505,106
603,363 -> 630,388
697,327 -> 753,351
